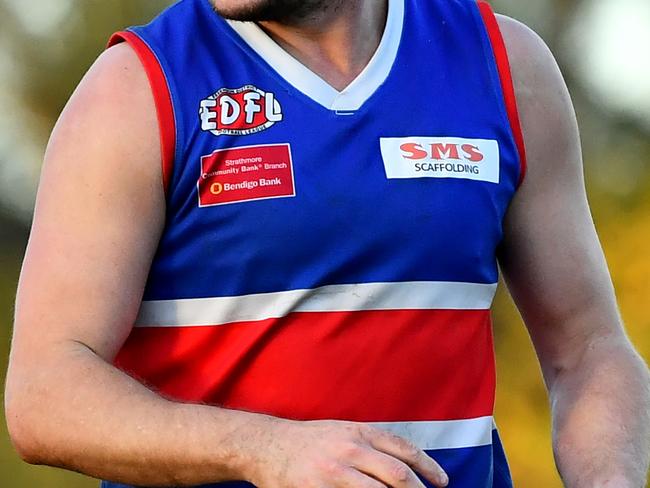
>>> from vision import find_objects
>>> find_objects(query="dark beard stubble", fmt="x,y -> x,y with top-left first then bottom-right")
210,0 -> 344,24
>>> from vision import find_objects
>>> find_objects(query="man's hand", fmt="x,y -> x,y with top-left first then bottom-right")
248,418 -> 449,488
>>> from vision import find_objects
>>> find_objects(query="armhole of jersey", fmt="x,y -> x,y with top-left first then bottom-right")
107,31 -> 176,196
477,2 -> 527,189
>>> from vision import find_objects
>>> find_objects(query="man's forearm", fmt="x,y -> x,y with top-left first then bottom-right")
5,341 -> 277,486
549,334 -> 650,487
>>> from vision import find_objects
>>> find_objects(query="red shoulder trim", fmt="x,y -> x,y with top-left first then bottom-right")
477,2 -> 527,189
107,31 -> 176,196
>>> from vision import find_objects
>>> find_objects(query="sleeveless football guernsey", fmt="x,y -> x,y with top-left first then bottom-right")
103,0 -> 526,486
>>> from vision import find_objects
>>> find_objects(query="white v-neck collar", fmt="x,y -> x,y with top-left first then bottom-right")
226,0 -> 404,112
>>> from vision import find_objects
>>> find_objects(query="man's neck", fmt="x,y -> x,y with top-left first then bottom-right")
257,0 -> 388,91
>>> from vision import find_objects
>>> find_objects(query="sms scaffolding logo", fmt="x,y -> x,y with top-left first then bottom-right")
380,137 -> 500,184
199,85 -> 283,136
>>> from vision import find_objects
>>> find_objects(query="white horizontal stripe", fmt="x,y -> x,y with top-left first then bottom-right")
135,281 -> 497,327
367,416 -> 494,451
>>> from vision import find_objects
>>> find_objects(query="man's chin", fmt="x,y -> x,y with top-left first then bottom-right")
210,0 -> 287,22
209,0 -> 327,23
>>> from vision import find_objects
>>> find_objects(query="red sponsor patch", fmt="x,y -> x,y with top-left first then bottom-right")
198,144 -> 295,207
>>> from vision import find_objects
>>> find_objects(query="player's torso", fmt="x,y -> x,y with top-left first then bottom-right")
106,0 -> 521,486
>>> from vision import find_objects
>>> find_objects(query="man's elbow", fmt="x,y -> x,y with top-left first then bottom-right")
5,373 -> 58,466
550,331 -> 650,394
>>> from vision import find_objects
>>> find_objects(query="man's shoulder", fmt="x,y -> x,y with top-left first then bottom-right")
91,42 -> 155,111
45,40 -> 164,207
64,41 -> 161,170
494,13 -> 580,189
493,13 -> 563,109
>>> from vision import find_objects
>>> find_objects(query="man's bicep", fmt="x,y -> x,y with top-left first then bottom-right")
495,16 -> 623,377
13,43 -> 165,363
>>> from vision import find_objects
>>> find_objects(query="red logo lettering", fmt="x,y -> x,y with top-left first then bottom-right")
430,143 -> 461,160
461,144 -> 484,162
399,143 -> 428,160
399,140 -> 485,163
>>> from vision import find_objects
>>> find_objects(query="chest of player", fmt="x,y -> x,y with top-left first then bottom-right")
140,0 -> 521,299
147,89 -> 515,300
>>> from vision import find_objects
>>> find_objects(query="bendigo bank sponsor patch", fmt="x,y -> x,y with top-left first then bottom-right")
380,137 -> 500,183
198,144 -> 295,207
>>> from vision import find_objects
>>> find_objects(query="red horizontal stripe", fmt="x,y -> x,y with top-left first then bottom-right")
116,309 -> 496,421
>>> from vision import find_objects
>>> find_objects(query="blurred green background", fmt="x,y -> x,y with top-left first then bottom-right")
1,0 -> 649,486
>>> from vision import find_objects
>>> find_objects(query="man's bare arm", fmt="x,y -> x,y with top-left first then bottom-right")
4,44 -> 448,488
4,42 -> 266,486
497,15 -> 650,487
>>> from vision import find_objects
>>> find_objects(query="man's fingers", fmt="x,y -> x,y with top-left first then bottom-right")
335,466 -> 389,488
348,445 -> 428,488
361,426 -> 449,487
